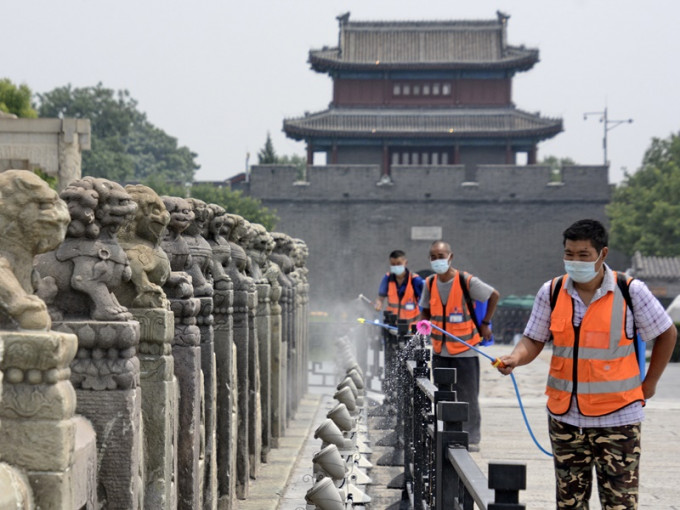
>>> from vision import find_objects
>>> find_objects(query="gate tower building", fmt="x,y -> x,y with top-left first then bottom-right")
283,11 -> 562,178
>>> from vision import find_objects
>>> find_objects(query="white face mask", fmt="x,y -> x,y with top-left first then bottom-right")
430,258 -> 450,274
390,265 -> 405,276
564,251 -> 602,283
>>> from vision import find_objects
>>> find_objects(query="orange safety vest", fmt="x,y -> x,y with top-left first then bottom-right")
546,272 -> 644,416
428,271 -> 480,356
386,271 -> 420,325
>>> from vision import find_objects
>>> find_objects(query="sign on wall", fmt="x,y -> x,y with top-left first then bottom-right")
411,226 -> 442,241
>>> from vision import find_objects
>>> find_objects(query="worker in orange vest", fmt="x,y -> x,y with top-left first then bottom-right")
419,240 -> 499,451
497,219 -> 677,509
372,250 -> 425,416
374,249 -> 425,327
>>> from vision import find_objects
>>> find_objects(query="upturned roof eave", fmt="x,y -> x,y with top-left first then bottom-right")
283,122 -> 563,141
308,49 -> 539,73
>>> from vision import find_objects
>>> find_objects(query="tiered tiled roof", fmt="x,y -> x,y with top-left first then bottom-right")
629,251 -> 680,280
309,12 -> 538,72
284,107 -> 562,140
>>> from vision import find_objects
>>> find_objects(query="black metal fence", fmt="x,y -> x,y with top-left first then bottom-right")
386,318 -> 527,509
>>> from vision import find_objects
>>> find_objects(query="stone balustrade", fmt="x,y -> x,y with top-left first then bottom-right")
0,170 -> 309,510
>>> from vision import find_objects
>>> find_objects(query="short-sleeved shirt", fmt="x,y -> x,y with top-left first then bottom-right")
524,265 -> 673,427
419,271 -> 496,358
378,269 -> 425,302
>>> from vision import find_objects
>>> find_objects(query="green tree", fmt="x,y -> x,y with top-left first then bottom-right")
257,132 -> 306,179
36,83 -> 198,183
607,133 -> 680,256
540,155 -> 576,181
190,184 -> 278,231
257,132 -> 278,164
143,177 -> 279,231
0,78 -> 37,118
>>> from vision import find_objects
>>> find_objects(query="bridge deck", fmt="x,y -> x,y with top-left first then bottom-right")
241,344 -> 680,509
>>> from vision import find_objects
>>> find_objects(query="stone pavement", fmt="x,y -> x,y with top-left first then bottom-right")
239,343 -> 680,509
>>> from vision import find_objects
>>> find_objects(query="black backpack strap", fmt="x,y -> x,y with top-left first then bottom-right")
616,272 -> 637,339
549,275 -> 564,311
460,271 -> 481,334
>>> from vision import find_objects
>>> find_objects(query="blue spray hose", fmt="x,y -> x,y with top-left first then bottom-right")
418,320 -> 553,458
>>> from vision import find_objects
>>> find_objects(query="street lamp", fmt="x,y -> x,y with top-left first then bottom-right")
583,107 -> 633,166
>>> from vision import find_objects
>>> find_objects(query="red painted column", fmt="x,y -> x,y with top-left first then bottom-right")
382,143 -> 389,175
453,144 -> 461,164
331,143 -> 338,164
306,142 -> 313,166
528,144 -> 537,164
505,142 -> 513,164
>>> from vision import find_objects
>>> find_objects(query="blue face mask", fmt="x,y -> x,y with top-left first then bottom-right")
390,265 -> 405,276
564,252 -> 602,283
430,258 -> 450,275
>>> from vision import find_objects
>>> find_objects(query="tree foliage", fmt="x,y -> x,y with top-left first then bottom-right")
540,155 -> 576,182
256,132 -> 306,179
36,83 -> 198,183
257,132 -> 278,164
144,176 -> 278,231
0,78 -> 37,118
607,133 -> 680,256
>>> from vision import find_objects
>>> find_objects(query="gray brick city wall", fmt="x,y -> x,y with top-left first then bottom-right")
249,164 -> 611,310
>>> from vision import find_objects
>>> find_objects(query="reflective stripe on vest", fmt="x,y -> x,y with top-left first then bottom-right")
386,271 -> 420,324
428,271 -> 480,355
546,272 -> 644,416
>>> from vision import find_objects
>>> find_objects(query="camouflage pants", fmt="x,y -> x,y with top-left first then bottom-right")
548,417 -> 641,510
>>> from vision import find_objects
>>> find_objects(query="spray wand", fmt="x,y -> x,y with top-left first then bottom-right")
356,317 -> 398,331
416,320 -> 553,457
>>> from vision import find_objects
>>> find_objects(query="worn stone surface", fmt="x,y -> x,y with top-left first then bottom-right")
0,118 -> 90,191
116,184 -> 172,310
186,198 -> 217,510
238,220 -> 262,480
0,170 -> 69,331
0,462 -> 32,509
135,308 -> 177,510
76,388 -> 142,510
35,177 -> 137,323
162,194 -> 206,509
207,204 -> 238,508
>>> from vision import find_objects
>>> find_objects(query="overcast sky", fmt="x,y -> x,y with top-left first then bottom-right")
4,0 -> 679,184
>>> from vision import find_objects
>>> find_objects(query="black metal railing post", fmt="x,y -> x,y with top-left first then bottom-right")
487,463 -> 527,510
435,400 -> 469,510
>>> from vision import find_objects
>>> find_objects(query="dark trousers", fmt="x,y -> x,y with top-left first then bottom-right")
432,355 -> 481,444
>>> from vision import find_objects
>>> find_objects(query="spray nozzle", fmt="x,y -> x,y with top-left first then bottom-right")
416,320 -> 432,336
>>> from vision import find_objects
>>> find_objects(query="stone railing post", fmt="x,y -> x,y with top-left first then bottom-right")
256,281 -> 271,463
246,285 -> 261,479
213,285 -> 237,509
169,292 -> 202,510
0,330 -> 98,509
134,307 -> 177,509
232,285 -> 250,498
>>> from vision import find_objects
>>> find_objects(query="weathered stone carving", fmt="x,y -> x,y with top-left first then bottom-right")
116,184 -> 172,310
35,177 -> 137,322
161,195 -> 205,510
184,198 -> 214,298
0,169 -> 97,509
0,170 -> 70,331
161,195 -> 200,346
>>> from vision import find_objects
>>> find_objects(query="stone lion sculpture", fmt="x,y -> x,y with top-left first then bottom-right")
0,170 -> 70,330
35,177 -> 138,321
116,184 -> 172,309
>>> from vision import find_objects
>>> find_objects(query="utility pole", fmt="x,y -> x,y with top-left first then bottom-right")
584,107 -> 633,166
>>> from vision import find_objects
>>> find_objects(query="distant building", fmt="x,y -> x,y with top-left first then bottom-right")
628,251 -> 680,307
284,11 -> 562,179
246,13 -> 609,304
